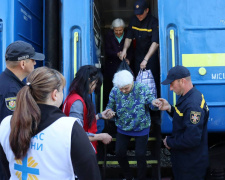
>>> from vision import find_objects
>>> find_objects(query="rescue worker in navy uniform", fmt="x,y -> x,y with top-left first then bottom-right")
120,0 -> 160,96
0,41 -> 44,179
158,65 -> 209,180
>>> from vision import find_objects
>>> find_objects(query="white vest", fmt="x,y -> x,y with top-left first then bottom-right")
0,115 -> 77,180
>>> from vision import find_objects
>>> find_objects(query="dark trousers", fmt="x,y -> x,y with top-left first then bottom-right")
115,132 -> 148,180
0,165 -> 7,180
173,166 -> 207,180
0,146 -> 7,180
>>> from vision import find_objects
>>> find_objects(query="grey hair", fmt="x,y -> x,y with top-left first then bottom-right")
113,70 -> 133,88
111,18 -> 125,29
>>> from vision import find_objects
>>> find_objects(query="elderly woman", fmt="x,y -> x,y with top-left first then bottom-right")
104,18 -> 134,108
106,70 -> 161,180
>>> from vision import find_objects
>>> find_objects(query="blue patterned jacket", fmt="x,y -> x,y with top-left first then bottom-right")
106,82 -> 156,131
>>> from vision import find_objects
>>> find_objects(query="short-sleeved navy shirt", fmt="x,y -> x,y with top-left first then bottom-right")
0,68 -> 24,122
126,13 -> 159,63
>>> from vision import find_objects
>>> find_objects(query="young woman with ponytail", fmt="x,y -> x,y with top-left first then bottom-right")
0,66 -> 101,180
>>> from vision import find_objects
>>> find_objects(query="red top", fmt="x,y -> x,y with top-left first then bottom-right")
63,93 -> 98,153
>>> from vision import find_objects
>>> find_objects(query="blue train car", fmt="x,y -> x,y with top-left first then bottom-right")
0,0 -> 44,72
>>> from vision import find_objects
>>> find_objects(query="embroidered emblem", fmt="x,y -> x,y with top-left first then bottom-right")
14,155 -> 39,179
190,111 -> 201,124
136,5 -> 139,8
5,97 -> 16,111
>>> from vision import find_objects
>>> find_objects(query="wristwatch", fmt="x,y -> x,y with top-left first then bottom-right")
98,113 -> 102,119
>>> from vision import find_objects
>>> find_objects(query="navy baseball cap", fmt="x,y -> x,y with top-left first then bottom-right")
161,65 -> 191,85
134,0 -> 148,15
5,41 -> 45,61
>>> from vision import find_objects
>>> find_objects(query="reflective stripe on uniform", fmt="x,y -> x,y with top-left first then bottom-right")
132,26 -> 152,32
200,94 -> 205,109
175,106 -> 183,116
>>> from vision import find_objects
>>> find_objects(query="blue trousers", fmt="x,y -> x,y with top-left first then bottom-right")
115,132 -> 148,180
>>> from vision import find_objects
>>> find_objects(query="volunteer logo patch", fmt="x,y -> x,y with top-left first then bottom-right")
5,97 -> 16,111
190,111 -> 201,124
14,155 -> 39,179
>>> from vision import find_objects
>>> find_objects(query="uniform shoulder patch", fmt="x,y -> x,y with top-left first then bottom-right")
5,97 -> 16,111
190,111 -> 201,124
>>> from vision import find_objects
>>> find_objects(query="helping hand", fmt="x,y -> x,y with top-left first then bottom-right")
119,50 -> 127,60
101,133 -> 112,144
152,99 -> 163,109
163,136 -> 171,149
102,109 -> 115,119
125,58 -> 130,65
140,59 -> 147,69
157,98 -> 171,111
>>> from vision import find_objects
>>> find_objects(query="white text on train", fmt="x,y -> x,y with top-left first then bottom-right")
211,73 -> 225,80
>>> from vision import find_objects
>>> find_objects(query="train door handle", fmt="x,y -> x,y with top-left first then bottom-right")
170,29 -> 176,106
74,32 -> 79,77
170,30 -> 176,67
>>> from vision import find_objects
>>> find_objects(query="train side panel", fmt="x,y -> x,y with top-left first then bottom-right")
60,0 -> 97,97
158,0 -> 225,133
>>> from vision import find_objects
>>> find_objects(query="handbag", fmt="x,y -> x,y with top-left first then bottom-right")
136,69 -> 157,98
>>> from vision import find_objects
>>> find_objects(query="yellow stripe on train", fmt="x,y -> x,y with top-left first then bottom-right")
182,53 -> 225,67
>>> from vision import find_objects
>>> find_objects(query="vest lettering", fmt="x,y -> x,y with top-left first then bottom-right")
30,142 -> 43,151
32,133 -> 44,140
33,135 -> 38,140
37,143 -> 43,151
39,133 -> 44,140
30,142 -> 36,149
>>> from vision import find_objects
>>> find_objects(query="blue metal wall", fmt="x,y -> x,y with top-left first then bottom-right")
0,0 -> 43,73
158,0 -> 225,133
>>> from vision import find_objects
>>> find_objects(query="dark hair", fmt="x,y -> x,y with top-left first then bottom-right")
69,65 -> 103,127
9,67 -> 66,159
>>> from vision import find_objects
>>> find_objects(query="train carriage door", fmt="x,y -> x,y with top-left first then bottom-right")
158,0 -> 225,133
14,0 -> 44,68
0,0 -> 43,73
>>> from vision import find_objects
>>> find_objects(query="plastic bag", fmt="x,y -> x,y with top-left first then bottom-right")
116,59 -> 133,75
136,69 -> 157,98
